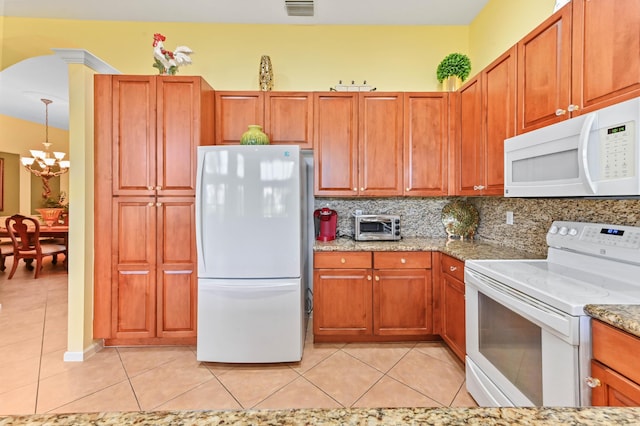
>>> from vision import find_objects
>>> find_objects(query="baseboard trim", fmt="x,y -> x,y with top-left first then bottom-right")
63,340 -> 104,362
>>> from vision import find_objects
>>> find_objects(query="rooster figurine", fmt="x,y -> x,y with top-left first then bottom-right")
152,33 -> 193,75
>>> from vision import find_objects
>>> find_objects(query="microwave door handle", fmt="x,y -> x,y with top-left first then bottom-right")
579,112 -> 597,194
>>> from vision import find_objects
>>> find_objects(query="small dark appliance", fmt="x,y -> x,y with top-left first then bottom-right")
314,208 -> 338,241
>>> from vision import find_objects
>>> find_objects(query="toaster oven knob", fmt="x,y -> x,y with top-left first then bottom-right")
569,228 -> 578,236
559,226 -> 569,236
549,225 -> 559,234
395,231 -> 401,236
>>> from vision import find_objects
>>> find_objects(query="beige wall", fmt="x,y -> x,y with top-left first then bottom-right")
0,152 -> 19,215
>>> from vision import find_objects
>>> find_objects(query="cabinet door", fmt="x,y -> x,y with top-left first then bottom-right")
157,77 -> 211,196
404,93 -> 448,196
373,268 -> 432,335
313,268 -> 372,336
453,76 -> 483,195
517,4 -> 572,133
441,274 -> 465,361
264,92 -> 314,149
359,93 -> 404,196
482,46 -> 517,196
111,76 -> 157,197
314,92 -> 359,196
591,360 -> 640,406
112,197 -> 157,339
214,91 -> 264,145
572,0 -> 640,114
156,197 -> 197,338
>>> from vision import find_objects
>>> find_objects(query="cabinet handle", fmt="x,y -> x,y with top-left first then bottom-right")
450,266 -> 457,272
555,108 -> 567,116
353,188 -> 358,191
473,185 -> 485,191
367,275 -> 372,281
155,186 -> 161,190
147,202 -> 154,207
156,202 -> 162,207
147,186 -> 154,190
406,187 -> 410,191
360,187 -> 364,191
568,104 -> 580,112
375,275 -> 380,281
401,258 -> 406,264
585,377 -> 601,388
341,257 -> 346,264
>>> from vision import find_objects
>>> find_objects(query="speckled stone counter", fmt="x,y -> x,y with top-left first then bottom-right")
584,305 -> 640,338
314,236 -> 543,261
3,407 -> 640,425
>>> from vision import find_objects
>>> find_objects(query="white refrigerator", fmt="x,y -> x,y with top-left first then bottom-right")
195,145 -> 307,363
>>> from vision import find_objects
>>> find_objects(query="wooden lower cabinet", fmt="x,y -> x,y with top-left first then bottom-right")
313,251 -> 435,342
101,197 -> 197,345
440,254 -> 466,361
590,320 -> 640,406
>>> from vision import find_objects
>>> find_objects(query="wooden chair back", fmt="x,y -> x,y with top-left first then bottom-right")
4,214 -> 66,279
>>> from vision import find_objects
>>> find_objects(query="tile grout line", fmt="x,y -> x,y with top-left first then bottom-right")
115,347 -> 143,411
33,280 -> 50,414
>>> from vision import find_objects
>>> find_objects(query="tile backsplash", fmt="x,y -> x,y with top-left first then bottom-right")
314,197 -> 640,257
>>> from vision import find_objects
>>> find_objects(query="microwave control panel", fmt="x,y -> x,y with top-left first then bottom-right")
600,120 -> 635,180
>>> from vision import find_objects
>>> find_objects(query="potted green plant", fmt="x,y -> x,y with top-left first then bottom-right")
436,53 -> 472,91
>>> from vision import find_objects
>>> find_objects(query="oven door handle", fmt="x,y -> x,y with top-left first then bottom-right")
465,269 -> 577,344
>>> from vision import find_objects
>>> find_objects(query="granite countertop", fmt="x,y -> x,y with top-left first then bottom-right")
3,407 -> 640,425
314,236 -> 543,261
584,304 -> 640,338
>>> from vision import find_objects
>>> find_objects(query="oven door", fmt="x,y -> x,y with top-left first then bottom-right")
464,267 -> 585,407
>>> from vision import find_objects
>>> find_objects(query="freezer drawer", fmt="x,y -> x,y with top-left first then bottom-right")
196,278 -> 304,363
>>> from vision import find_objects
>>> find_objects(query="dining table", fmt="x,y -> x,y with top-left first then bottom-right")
0,224 -> 69,271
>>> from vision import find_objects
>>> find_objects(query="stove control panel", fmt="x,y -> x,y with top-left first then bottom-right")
547,221 -> 640,264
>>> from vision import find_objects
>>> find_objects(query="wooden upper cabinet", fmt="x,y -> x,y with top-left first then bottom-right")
517,4 -> 572,134
214,91 -> 264,145
109,76 -> 157,196
101,75 -> 214,197
572,0 -> 640,114
264,92 -> 314,148
453,75 -> 483,196
403,93 -> 449,196
314,92 -> 359,196
157,77 -> 214,196
358,92 -> 404,197
482,46 -> 517,196
214,91 -> 314,148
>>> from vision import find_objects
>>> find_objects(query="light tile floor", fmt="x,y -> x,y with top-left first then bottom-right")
0,258 -> 477,415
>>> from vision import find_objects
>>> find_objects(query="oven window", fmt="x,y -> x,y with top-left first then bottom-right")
359,221 -> 390,233
478,293 -> 542,405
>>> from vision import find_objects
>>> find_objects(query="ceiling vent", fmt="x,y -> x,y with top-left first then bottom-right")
285,0 -> 314,17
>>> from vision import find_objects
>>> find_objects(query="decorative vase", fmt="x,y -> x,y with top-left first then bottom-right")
443,76 -> 462,92
259,55 -> 274,91
240,125 -> 270,145
36,208 -> 65,228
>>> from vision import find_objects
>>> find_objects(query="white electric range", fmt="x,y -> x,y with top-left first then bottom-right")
464,221 -> 640,407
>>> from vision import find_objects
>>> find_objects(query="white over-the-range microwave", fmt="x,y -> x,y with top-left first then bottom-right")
504,97 -> 640,197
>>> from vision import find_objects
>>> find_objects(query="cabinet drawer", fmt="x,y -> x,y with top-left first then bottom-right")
373,252 -> 431,269
442,255 -> 464,281
314,252 -> 372,269
592,320 -> 640,386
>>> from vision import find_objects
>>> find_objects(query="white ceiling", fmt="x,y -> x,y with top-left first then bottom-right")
1,0 -> 489,25
0,0 -> 490,130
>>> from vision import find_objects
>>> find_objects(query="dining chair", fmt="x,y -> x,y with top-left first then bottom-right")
5,214 -> 67,279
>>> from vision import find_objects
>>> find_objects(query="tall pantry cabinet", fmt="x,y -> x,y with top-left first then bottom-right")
94,75 -> 214,345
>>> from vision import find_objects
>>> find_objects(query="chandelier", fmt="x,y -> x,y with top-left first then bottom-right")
20,98 -> 70,199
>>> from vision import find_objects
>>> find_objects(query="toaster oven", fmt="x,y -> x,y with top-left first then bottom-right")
354,215 -> 401,241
